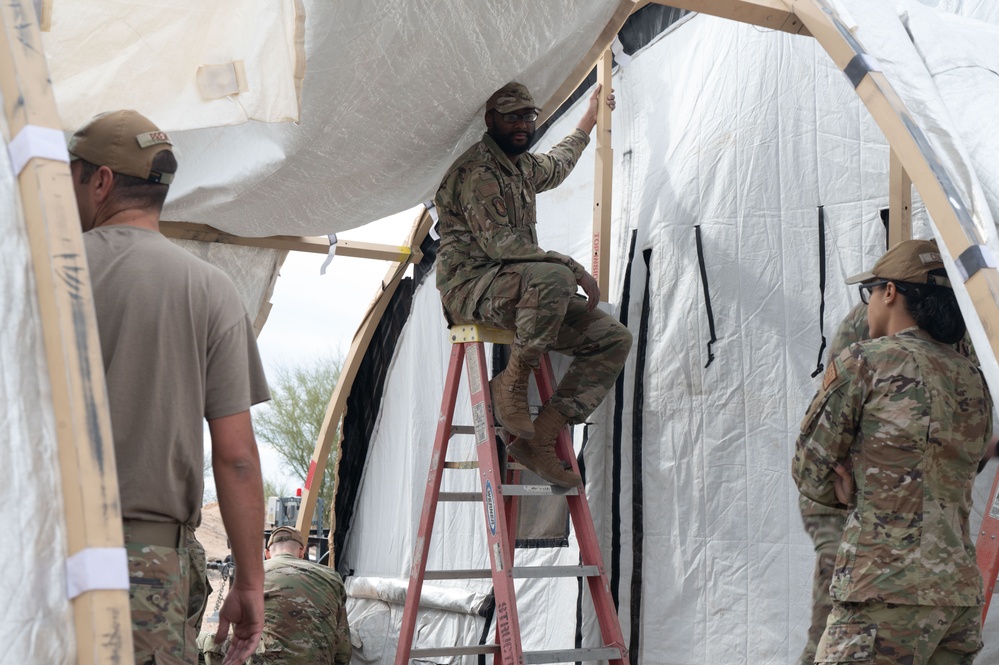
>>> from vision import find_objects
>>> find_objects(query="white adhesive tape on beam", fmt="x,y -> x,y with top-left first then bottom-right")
8,125 -> 69,176
66,547 -> 130,599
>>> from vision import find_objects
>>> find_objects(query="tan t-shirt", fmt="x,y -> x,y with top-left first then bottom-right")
84,226 -> 270,527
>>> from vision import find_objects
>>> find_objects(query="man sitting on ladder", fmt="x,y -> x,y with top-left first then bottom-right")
434,81 -> 632,488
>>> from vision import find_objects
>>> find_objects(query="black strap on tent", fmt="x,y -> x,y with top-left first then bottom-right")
694,225 -> 718,368
810,205 -> 828,378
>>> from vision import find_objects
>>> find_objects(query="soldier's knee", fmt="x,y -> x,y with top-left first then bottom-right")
531,264 -> 577,300
610,323 -> 633,356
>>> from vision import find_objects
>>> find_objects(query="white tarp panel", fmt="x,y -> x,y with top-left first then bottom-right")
341,4 -> 999,664
43,0 -> 305,132
159,0 -> 622,237
0,102 -> 75,660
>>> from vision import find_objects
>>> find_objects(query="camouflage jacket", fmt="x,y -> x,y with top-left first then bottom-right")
800,303 -> 869,519
793,327 -> 992,606
260,554 -> 352,664
434,129 -> 590,301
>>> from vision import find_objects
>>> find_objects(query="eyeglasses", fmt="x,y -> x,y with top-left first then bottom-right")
492,110 -> 539,123
858,280 -> 907,304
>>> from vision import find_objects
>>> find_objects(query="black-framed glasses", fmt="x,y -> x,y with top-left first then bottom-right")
492,110 -> 539,123
858,280 -> 908,304
858,280 -> 888,305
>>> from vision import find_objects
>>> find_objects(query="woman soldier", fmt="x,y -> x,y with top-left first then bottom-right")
793,238 -> 993,664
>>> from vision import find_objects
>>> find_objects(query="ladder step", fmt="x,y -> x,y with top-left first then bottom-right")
407,646 -> 623,663
438,485 -> 579,502
424,565 -> 600,580
438,492 -> 482,502
524,647 -> 624,664
501,484 -> 579,496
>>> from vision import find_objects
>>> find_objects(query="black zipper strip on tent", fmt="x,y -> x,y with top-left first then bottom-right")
628,249 -> 652,664
477,592 -> 497,665
694,225 -> 718,368
610,229 -> 638,606
333,233 -> 438,571
574,425 -> 589,659
810,205 -> 828,378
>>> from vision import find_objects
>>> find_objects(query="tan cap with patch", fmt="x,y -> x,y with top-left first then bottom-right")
267,526 -> 305,549
68,110 -> 175,185
845,238 -> 951,287
486,82 -> 541,114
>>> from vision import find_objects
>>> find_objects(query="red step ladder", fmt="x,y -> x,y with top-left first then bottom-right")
977,465 -> 999,621
394,324 -> 628,665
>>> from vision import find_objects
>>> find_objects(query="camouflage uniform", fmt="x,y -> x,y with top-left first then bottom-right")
202,554 -> 351,665
798,303 -> 867,665
127,526 -> 210,665
435,129 -> 631,423
793,327 -> 991,664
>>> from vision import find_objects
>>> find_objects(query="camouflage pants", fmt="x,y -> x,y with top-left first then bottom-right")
815,601 -> 982,664
126,526 -> 210,665
799,503 -> 848,665
443,262 -> 632,423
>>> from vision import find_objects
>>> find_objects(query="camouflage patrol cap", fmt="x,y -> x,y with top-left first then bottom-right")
267,526 -> 305,549
68,110 -> 175,185
486,82 -> 542,114
845,238 -> 951,288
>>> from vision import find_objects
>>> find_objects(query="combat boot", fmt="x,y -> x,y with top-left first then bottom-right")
489,353 -> 535,439
506,403 -> 581,488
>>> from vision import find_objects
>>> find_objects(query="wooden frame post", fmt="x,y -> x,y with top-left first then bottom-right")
888,148 -> 912,247
295,209 -> 434,562
592,48 -> 614,300
0,1 -> 133,663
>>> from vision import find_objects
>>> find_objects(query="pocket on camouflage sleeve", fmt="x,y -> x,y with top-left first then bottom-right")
815,622 -> 876,662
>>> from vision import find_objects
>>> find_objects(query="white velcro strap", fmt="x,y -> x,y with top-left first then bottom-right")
196,61 -> 249,100
611,36 -> 632,68
65,547 -> 130,599
320,233 -> 338,275
8,125 -> 69,176
425,200 -> 440,241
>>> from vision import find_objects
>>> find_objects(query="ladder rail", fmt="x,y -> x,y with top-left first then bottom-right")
394,344 -> 464,665
977,463 -> 999,620
465,342 -> 525,665
536,354 -> 629,661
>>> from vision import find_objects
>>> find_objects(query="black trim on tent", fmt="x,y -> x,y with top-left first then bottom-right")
810,206 -> 828,378
610,230 -> 639,606
333,235 -> 438,571
477,591 -> 496,665
628,249 -> 652,665
694,225 -> 718,368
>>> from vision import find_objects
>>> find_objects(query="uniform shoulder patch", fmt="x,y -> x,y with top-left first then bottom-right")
477,181 -> 500,198
822,362 -> 839,390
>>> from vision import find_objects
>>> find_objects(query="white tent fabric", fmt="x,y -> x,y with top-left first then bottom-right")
0,107 -> 75,661
42,0 -> 305,132
159,0 -> 623,237
339,4 -> 999,664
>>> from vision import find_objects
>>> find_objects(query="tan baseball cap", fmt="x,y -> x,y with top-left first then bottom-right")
267,526 -> 305,549
486,82 -> 541,114
845,238 -> 951,287
67,110 -> 175,185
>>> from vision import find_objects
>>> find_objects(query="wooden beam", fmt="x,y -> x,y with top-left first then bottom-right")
0,2 -> 134,663
160,221 -> 414,263
651,0 -> 810,35
888,148 -> 912,247
294,208 -> 435,562
592,49 -> 614,300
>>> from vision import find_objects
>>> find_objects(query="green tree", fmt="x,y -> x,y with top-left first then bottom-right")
253,353 -> 342,528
